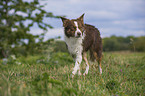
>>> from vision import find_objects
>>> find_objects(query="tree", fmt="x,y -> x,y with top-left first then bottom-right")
103,37 -> 119,51
0,0 -> 60,58
133,36 -> 145,52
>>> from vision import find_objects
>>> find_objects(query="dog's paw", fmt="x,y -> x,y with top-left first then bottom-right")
70,74 -> 75,78
83,72 -> 88,76
78,71 -> 82,76
83,73 -> 86,76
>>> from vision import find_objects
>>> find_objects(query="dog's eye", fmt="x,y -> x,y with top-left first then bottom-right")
65,27 -> 70,31
66,28 -> 72,31
74,26 -> 77,29
71,28 -> 75,31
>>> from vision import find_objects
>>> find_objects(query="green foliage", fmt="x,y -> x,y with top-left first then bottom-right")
35,39 -> 68,55
133,36 -> 145,52
0,0 -> 61,58
0,51 -> 145,96
106,80 -> 119,90
103,36 -> 145,52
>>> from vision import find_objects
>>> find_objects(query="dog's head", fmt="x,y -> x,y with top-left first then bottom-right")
61,14 -> 85,38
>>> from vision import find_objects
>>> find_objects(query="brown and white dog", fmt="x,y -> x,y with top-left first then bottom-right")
61,14 -> 103,77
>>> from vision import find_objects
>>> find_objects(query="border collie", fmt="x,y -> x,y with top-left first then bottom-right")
61,14 -> 103,77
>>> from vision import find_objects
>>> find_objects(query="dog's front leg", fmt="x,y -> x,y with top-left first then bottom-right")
83,52 -> 89,76
72,54 -> 82,76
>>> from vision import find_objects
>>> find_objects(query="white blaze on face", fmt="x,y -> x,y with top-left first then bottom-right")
74,21 -> 82,37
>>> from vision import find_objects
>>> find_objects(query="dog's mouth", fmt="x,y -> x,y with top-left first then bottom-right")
75,36 -> 81,38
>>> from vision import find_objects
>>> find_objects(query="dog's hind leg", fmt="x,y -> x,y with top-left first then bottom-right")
97,57 -> 102,74
83,52 -> 89,76
93,52 -> 102,74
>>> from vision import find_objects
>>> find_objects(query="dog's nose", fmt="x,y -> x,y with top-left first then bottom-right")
77,32 -> 81,36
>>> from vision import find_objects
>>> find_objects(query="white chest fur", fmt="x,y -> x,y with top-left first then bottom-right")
64,35 -> 83,56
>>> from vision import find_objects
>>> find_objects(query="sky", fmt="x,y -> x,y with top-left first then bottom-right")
30,0 -> 145,40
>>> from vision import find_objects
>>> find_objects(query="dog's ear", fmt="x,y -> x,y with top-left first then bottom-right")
78,13 -> 85,22
60,17 -> 67,22
60,17 -> 68,27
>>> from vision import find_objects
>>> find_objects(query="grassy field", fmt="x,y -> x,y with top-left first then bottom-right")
0,51 -> 145,96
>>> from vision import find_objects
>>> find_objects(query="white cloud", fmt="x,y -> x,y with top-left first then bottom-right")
100,28 -> 145,37
30,27 -> 64,40
86,10 -> 118,20
44,28 -> 64,40
28,0 -> 145,38
30,27 -> 43,35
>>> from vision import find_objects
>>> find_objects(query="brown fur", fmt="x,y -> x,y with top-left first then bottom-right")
61,14 -> 103,74
61,14 -> 85,38
83,24 -> 103,62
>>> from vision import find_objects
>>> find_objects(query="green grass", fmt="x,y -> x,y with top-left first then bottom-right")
0,52 -> 145,96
